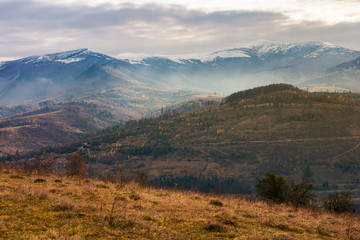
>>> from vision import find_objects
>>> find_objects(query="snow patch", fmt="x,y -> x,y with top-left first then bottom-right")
56,58 -> 85,64
20,49 -> 88,64
37,55 -> 51,61
55,49 -> 87,59
250,41 -> 304,58
202,49 -> 250,62
117,53 -> 188,65
304,42 -> 341,58
117,50 -> 251,65
243,40 -> 349,59
117,53 -> 152,64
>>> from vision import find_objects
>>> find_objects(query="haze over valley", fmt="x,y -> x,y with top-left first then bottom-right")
1,0 -> 360,239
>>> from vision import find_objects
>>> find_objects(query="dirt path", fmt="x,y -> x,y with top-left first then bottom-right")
333,142 -> 360,160
196,136 -> 360,146
189,146 -> 210,175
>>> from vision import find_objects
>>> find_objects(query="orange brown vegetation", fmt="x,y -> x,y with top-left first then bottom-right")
0,167 -> 359,239
51,85 -> 360,197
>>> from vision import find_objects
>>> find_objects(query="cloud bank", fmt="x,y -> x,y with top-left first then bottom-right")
0,0 -> 360,60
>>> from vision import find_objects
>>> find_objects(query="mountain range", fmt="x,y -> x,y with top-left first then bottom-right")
1,40 -> 360,111
1,40 -> 360,156
120,40 -> 360,93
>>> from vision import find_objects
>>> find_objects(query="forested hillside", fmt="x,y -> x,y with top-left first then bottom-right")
10,85 -> 360,201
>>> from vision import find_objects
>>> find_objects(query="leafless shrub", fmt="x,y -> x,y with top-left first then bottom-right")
136,170 -> 148,186
67,153 -> 86,177
24,151 -> 54,174
286,178 -> 314,207
324,191 -> 356,214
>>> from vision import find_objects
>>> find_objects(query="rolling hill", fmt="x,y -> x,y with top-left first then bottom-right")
1,42 -> 359,157
0,94 -> 220,156
0,102 -> 119,155
16,84 -> 360,202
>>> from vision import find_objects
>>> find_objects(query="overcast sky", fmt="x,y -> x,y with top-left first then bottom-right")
1,0 -> 360,61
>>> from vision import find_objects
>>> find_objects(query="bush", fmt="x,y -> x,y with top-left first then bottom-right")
286,178 -> 314,207
34,178 -> 46,183
324,191 -> 356,213
256,173 -> 315,207
24,151 -> 54,174
67,153 -> 86,177
256,173 -> 288,203
209,200 -> 223,207
136,171 -> 147,186
204,222 -> 226,232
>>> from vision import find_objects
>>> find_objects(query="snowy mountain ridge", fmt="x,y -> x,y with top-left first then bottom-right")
2,40 -> 355,66
0,40 -> 360,107
7,48 -> 119,65
117,40 -> 355,64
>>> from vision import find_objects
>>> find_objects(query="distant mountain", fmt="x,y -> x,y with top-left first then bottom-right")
329,55 -> 360,71
300,56 -> 360,91
1,41 -> 360,114
118,41 -> 360,93
0,49 -> 209,121
0,49 -> 131,105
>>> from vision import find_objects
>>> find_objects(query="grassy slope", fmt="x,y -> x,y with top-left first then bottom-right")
0,168 -> 359,239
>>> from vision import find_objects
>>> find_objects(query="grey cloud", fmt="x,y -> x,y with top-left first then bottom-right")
0,0 -> 359,59
0,1 -> 283,29
283,21 -> 360,50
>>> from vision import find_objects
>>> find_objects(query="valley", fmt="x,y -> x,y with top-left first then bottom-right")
2,0 -> 360,238
1,42 -> 360,209
12,85 -> 360,207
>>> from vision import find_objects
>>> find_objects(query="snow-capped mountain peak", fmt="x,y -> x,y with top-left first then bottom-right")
1,41 -> 360,107
17,48 -> 88,64
117,40 -> 356,65
3,48 -> 121,66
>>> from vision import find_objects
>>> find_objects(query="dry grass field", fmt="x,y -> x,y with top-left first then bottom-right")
0,167 -> 359,239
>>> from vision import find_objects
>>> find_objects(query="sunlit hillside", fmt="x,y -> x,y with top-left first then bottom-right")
0,167 -> 359,239
29,84 -> 360,201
